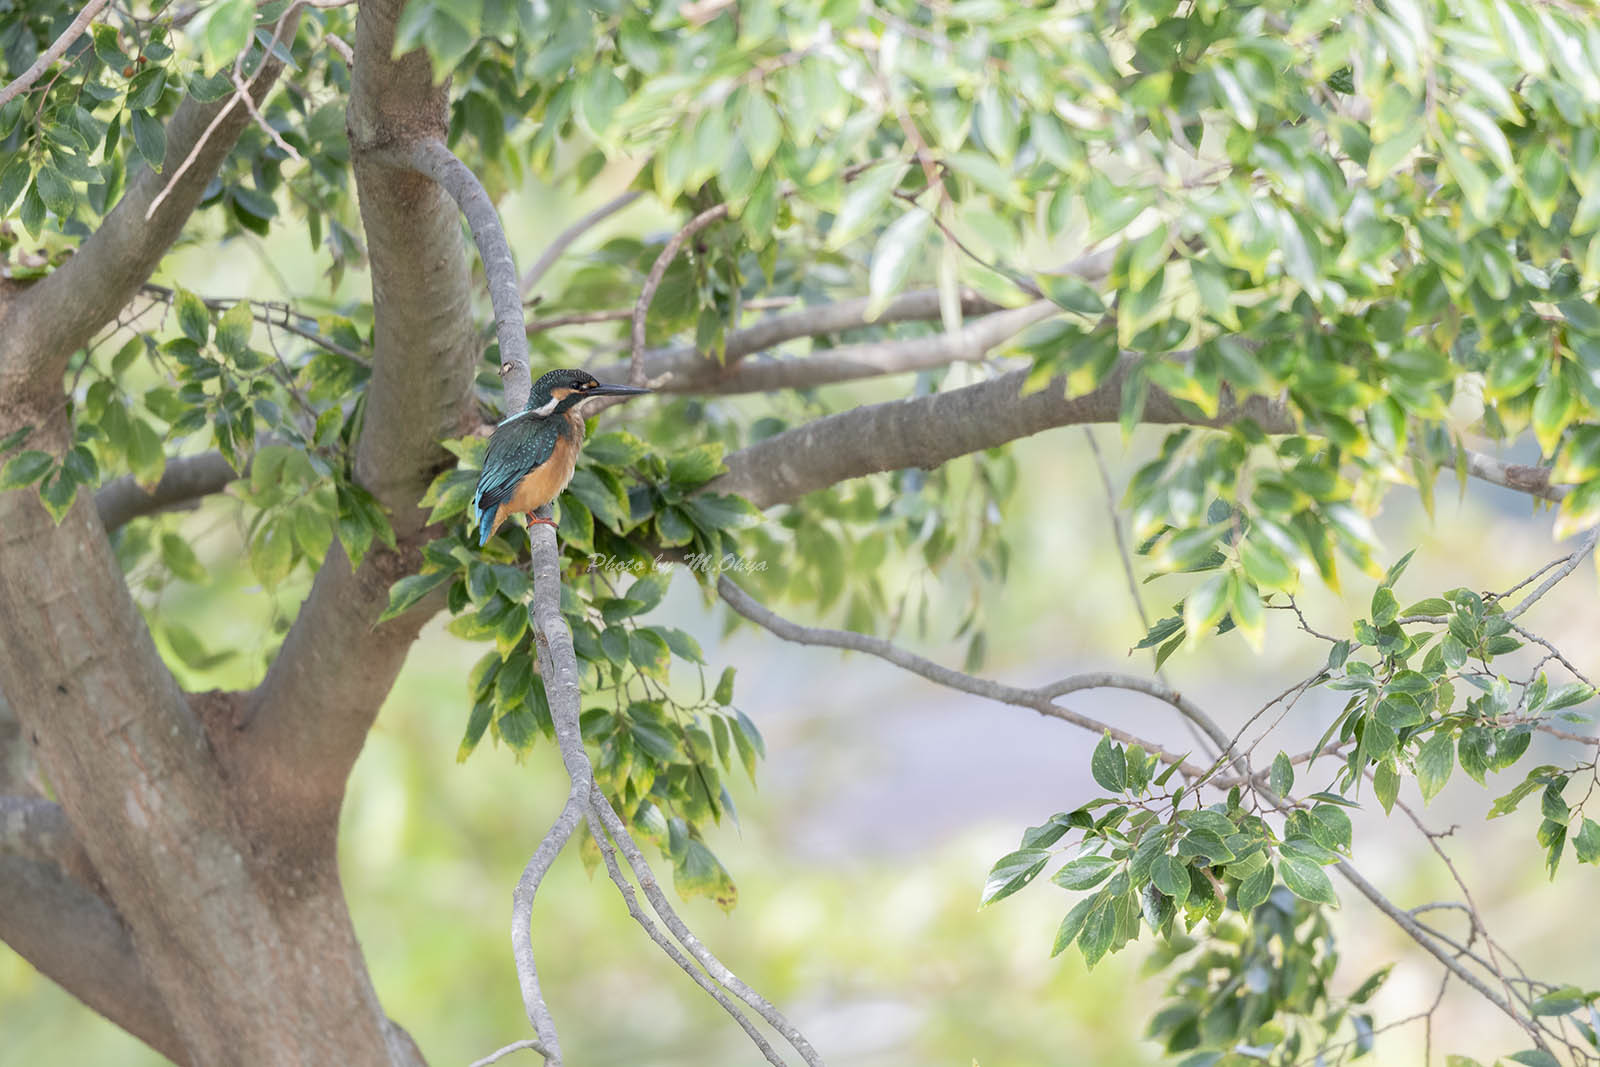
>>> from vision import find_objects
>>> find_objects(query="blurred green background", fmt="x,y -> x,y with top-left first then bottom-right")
3,176 -> 1596,1067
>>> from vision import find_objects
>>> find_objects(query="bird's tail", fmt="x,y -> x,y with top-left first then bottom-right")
476,503 -> 495,546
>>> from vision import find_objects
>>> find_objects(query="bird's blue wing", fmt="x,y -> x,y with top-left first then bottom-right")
474,414 -> 562,545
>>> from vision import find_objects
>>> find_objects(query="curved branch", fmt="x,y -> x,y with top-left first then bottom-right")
520,190 -> 643,298
583,786 -> 795,1067
0,0 -> 112,112
716,576 -> 1211,779
630,203 -> 730,386
389,138 -> 533,413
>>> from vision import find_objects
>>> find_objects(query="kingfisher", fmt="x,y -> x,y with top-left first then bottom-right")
473,368 -> 650,546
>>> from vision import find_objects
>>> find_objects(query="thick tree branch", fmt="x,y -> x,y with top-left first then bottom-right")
0,0 -> 112,112
712,361 -> 1292,509
95,452 -> 238,532
0,13 -> 298,403
0,854 -> 183,1062
243,1 -> 479,811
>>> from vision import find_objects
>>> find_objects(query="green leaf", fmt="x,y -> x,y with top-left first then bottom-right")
980,848 -> 1050,906
672,838 -> 737,912
667,443 -> 726,486
1236,862 -> 1273,912
1269,751 -> 1294,796
130,109 -> 166,170
1575,818 -> 1600,864
380,570 -> 452,622
1050,895 -> 1096,957
33,165 -> 74,218
248,514 -> 294,587
1036,272 -> 1104,316
0,451 -> 53,490
215,300 -> 253,359
1077,891 -> 1120,967
714,666 -> 735,706
1507,1051 -> 1561,1067
1183,571 -> 1233,642
175,289 -> 210,346
1416,732 -> 1455,802
1090,734 -> 1127,793
828,162 -> 908,250
198,0 -> 255,70
867,208 -> 933,317
1052,854 -> 1117,891
160,532 -> 207,583
1279,854 -> 1338,906
1149,854 -> 1190,906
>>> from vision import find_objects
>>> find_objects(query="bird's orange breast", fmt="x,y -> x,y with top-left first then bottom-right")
490,414 -> 584,535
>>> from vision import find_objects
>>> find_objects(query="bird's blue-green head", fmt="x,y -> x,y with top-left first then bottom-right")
524,368 -> 650,417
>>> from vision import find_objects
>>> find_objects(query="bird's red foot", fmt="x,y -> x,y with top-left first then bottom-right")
526,514 -> 559,529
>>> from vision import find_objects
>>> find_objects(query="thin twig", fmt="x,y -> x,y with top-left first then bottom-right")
630,203 -> 730,386
145,2 -> 303,220
519,190 -> 643,298
1505,529 -> 1599,621
581,792 -> 786,1067
468,1038 -> 549,1067
584,784 -> 823,1067
138,283 -> 366,363
0,0 -> 112,112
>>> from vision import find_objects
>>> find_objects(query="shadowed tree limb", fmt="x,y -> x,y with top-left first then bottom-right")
0,853 -> 183,1062
628,301 -> 1057,395
95,453 -> 240,532
712,360 -> 1295,509
241,3 -> 479,814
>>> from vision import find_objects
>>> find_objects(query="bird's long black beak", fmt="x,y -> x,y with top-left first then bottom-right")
592,382 -> 652,397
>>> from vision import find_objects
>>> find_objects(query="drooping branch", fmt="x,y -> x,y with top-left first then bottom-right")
716,577 -> 1212,780
475,173 -> 818,1065
718,574 -> 1558,1051
0,10 -> 300,402
630,203 -> 731,386
0,0 -> 112,111
594,251 -> 1113,390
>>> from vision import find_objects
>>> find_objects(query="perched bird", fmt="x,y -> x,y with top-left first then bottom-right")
473,368 -> 650,546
